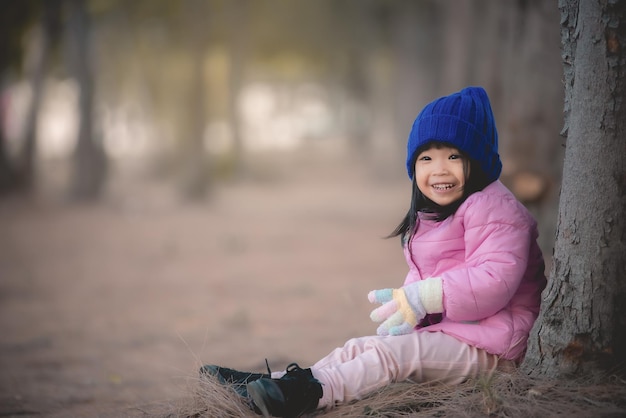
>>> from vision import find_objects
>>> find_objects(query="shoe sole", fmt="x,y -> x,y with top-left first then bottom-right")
247,379 -> 284,418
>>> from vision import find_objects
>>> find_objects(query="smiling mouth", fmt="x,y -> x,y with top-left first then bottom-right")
432,183 -> 455,191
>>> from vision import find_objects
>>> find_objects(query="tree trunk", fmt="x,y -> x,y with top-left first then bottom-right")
14,1 -> 60,192
16,24 -> 46,192
0,128 -> 16,194
523,0 -> 626,377
179,0 -> 210,200
227,0 -> 248,179
68,0 -> 107,200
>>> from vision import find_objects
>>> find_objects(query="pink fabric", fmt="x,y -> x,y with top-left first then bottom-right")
403,180 -> 547,360
309,332 -> 504,410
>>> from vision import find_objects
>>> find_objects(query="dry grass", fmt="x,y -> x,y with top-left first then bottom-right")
322,372 -> 626,417
153,374 -> 257,418
160,370 -> 626,418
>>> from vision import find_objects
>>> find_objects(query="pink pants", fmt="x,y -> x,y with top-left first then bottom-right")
272,331 -> 509,410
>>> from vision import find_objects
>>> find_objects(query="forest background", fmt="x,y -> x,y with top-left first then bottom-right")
0,1 -> 566,417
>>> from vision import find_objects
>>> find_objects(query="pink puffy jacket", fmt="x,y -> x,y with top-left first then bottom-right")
404,181 -> 546,361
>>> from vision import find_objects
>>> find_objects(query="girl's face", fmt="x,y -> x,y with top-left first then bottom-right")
414,145 -> 468,207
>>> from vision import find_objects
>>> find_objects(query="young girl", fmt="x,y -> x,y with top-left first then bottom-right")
202,86 -> 547,417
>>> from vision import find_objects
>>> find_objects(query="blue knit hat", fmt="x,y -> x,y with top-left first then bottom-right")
406,86 -> 502,182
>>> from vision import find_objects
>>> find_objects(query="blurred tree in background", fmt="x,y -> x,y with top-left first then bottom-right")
0,0 -> 43,193
67,0 -> 107,200
0,0 -> 562,222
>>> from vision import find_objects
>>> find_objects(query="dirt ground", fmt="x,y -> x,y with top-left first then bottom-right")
0,155 -> 413,417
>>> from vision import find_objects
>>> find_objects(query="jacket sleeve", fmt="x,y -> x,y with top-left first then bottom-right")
441,193 -> 534,322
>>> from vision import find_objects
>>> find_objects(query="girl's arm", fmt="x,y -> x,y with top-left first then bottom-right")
441,195 -> 535,322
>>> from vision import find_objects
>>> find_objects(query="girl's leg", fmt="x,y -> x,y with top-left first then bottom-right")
311,331 -> 501,410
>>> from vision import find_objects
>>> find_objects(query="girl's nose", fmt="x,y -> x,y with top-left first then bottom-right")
432,160 -> 449,174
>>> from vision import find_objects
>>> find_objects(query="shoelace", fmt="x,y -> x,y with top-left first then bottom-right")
264,359 -> 318,385
285,362 -> 304,374
264,359 -> 305,373
265,358 -> 272,375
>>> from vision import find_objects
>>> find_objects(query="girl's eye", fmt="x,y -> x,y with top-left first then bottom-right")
418,155 -> 431,161
449,154 -> 462,160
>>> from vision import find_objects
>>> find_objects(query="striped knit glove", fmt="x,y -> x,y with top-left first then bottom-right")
368,278 -> 443,336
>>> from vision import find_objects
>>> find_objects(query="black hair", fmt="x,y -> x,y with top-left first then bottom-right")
388,142 -> 493,244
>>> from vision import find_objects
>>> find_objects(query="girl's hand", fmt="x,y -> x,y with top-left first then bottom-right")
368,283 -> 427,336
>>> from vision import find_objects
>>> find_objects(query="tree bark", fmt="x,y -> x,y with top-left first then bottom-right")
523,0 -> 626,377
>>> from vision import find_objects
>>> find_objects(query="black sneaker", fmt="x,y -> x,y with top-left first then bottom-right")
199,365 -> 270,398
247,363 -> 322,418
